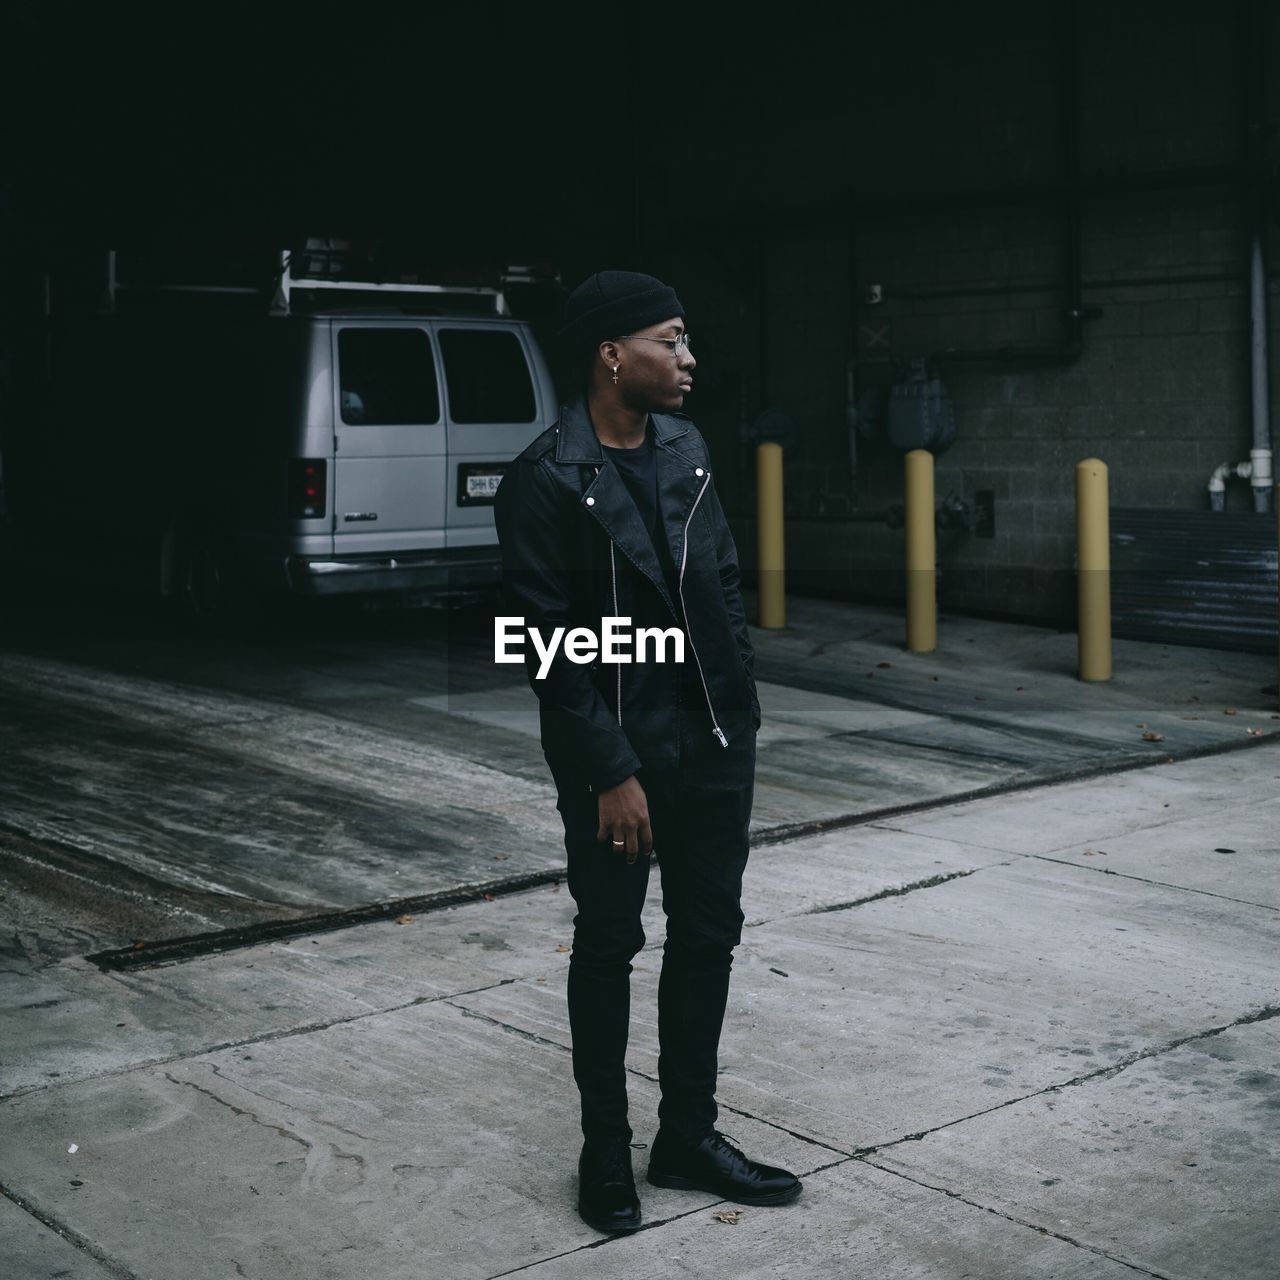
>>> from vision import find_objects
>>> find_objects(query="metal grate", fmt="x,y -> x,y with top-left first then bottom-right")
1110,508 -> 1277,653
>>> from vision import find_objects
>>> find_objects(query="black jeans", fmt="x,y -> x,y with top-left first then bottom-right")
548,693 -> 755,1146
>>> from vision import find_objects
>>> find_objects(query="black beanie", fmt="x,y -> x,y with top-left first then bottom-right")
559,270 -> 684,353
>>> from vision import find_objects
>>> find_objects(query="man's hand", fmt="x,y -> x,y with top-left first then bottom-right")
596,776 -> 652,864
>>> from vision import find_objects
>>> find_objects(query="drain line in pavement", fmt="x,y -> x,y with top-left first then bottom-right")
0,1181 -> 144,1280
84,734 -> 1278,973
85,869 -> 566,972
752,732 -> 1279,847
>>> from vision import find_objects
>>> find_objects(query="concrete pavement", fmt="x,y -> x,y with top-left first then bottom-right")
1,594 -> 1274,946
1,597 -> 1277,1278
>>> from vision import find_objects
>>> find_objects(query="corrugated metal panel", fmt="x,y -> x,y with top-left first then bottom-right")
1110,509 -> 1277,653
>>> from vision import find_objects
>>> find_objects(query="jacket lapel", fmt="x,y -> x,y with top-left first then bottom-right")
582,465 -> 676,616
653,435 -> 706,594
556,397 -> 704,620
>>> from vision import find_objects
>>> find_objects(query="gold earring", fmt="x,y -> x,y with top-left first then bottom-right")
611,365 -> 620,385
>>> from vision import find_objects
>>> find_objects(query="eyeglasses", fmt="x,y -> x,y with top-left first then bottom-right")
618,333 -> 692,357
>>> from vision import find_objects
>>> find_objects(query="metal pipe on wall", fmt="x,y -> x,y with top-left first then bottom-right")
1247,0 -> 1274,513
1248,234 -> 1273,513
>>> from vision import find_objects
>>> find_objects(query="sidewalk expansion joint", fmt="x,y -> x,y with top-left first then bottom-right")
446,1000 -> 573,1053
623,1064 -> 855,1160
848,1002 -> 1280,1161
480,1147 -> 889,1279
716,1099 -> 857,1156
1050,1002 -> 1280,1090
854,1159 -> 1176,1279
481,1157 -> 859,1278
750,733 -> 1280,848
478,1198 -> 738,1278
443,1004 -> 857,1163
0,977 -> 518,1104
0,1180 -> 143,1280
1027,852 -> 1280,913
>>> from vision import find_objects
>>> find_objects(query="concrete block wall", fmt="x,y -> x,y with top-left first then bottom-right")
636,0 -> 1276,627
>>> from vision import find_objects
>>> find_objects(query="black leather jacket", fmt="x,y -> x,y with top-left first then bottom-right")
494,395 -> 759,791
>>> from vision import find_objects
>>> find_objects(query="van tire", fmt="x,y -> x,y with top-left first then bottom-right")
177,531 -> 260,633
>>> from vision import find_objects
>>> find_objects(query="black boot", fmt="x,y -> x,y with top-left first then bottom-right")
578,1138 -> 642,1233
647,1129 -> 802,1206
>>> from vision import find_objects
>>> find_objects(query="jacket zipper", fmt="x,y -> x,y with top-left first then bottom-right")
679,469 -> 728,747
593,465 -> 624,728
609,541 -> 621,725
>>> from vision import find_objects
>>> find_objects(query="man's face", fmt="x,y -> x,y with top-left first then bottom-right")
617,317 -> 696,412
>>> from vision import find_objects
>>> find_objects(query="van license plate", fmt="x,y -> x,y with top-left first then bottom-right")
458,464 -> 506,506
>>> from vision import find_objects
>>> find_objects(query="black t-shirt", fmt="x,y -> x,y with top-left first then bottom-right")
603,428 -> 679,602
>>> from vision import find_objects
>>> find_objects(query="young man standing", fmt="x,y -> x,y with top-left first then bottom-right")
495,270 -> 801,1233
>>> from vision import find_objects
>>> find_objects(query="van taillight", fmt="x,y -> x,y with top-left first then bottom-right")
288,459 -> 327,519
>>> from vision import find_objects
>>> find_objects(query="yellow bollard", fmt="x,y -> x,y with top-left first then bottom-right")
1076,458 -> 1112,681
905,449 -> 937,652
756,442 -> 785,628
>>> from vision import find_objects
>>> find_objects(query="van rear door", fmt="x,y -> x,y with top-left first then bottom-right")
437,323 -> 543,548
331,323 -> 446,556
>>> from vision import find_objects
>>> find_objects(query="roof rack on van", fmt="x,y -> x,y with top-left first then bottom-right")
93,245 -> 544,318
270,248 -> 510,317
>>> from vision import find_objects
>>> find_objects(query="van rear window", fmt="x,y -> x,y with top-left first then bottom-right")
440,329 -> 536,423
338,328 -> 440,425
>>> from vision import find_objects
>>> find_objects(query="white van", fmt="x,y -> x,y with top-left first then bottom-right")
0,255 -> 558,622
